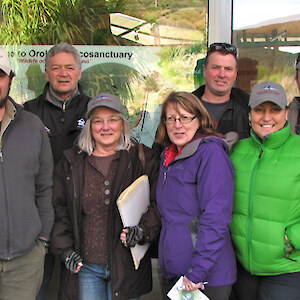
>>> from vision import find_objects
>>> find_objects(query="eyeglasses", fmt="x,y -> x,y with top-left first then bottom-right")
164,116 -> 197,125
208,43 -> 238,57
92,117 -> 122,126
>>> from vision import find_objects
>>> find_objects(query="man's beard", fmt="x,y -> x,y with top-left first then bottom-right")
0,96 -> 8,108
0,81 -> 11,108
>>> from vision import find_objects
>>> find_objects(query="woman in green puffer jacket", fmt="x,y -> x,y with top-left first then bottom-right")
230,81 -> 300,300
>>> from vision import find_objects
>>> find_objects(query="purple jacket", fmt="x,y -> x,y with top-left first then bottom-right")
156,136 -> 236,286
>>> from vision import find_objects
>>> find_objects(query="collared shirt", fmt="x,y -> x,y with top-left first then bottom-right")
46,85 -> 80,109
0,100 -> 16,149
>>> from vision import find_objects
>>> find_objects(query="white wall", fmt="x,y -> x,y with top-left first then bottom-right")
208,0 -> 232,45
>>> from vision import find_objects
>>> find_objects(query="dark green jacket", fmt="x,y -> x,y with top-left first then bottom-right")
230,124 -> 300,275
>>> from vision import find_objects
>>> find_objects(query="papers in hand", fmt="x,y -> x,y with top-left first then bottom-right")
117,175 -> 151,270
167,276 -> 210,300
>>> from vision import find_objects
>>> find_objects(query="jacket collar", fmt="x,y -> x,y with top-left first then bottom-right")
251,122 -> 291,149
43,82 -> 84,108
165,134 -> 228,164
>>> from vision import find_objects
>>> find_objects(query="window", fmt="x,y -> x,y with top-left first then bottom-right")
232,0 -> 300,101
5,0 -> 208,147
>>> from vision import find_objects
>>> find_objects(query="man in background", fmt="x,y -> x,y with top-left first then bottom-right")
24,42 -> 90,299
0,48 -> 54,299
288,53 -> 300,134
152,42 -> 250,158
193,42 -> 250,140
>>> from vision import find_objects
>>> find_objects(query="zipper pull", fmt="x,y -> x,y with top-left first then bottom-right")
62,102 -> 66,112
162,171 -> 167,185
258,148 -> 263,159
0,151 -> 3,162
162,166 -> 170,186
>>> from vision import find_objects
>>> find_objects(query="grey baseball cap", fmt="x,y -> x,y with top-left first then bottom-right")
86,93 -> 123,118
249,81 -> 287,110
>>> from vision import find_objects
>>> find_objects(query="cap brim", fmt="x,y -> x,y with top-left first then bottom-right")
250,99 -> 286,110
0,65 -> 10,76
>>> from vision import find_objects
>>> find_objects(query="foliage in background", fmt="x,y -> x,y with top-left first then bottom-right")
157,44 -> 206,91
238,48 -> 298,101
0,0 -> 129,45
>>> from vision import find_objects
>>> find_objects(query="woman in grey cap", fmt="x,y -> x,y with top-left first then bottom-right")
51,93 -> 161,300
230,81 -> 300,300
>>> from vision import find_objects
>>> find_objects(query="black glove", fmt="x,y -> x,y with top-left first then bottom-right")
125,225 -> 144,247
65,251 -> 82,273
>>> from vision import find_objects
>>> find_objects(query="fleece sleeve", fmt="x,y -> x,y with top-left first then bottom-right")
36,126 -> 54,240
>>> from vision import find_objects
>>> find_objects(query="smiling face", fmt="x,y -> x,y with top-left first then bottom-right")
91,107 -> 124,155
203,52 -> 237,101
249,102 -> 289,139
165,102 -> 200,151
45,52 -> 82,100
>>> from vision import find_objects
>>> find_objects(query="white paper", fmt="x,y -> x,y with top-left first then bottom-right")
117,175 -> 151,269
167,276 -> 210,300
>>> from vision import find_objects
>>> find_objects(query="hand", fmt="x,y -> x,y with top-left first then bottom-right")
182,275 -> 206,291
120,226 -> 144,248
284,234 -> 295,258
120,228 -> 128,247
65,251 -> 83,274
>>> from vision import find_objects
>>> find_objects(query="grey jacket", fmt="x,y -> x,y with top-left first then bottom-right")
0,98 -> 54,260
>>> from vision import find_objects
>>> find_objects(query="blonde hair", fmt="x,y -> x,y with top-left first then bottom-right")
78,109 -> 132,155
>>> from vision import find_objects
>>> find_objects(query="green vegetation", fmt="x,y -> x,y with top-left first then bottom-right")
0,0 -> 129,45
238,47 -> 298,100
0,0 -> 207,45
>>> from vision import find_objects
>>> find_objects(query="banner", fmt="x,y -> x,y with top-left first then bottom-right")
3,45 -> 199,147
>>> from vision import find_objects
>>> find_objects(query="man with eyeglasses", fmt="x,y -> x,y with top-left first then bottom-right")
192,42 -> 250,140
24,42 -> 90,300
288,53 -> 300,134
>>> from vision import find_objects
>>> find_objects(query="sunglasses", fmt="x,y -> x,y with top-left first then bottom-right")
208,43 -> 238,57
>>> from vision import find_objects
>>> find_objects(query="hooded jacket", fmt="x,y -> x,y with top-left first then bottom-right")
156,135 -> 236,286
51,143 -> 161,300
0,98 -> 54,260
230,124 -> 300,275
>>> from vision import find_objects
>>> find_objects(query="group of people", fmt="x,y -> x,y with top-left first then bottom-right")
0,41 -> 300,300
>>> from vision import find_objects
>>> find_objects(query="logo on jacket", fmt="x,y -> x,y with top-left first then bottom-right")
44,126 -> 51,134
77,118 -> 85,128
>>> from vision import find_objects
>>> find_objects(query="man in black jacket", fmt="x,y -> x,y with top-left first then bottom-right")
152,43 -> 250,157
24,42 -> 90,299
24,42 -> 91,165
193,42 -> 250,140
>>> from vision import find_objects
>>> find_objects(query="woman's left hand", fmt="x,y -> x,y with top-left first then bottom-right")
120,228 -> 129,247
182,275 -> 205,291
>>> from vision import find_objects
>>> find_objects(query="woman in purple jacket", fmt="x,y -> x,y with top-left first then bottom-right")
155,91 -> 236,300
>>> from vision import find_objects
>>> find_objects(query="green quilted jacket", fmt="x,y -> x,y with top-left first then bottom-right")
230,124 -> 300,275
